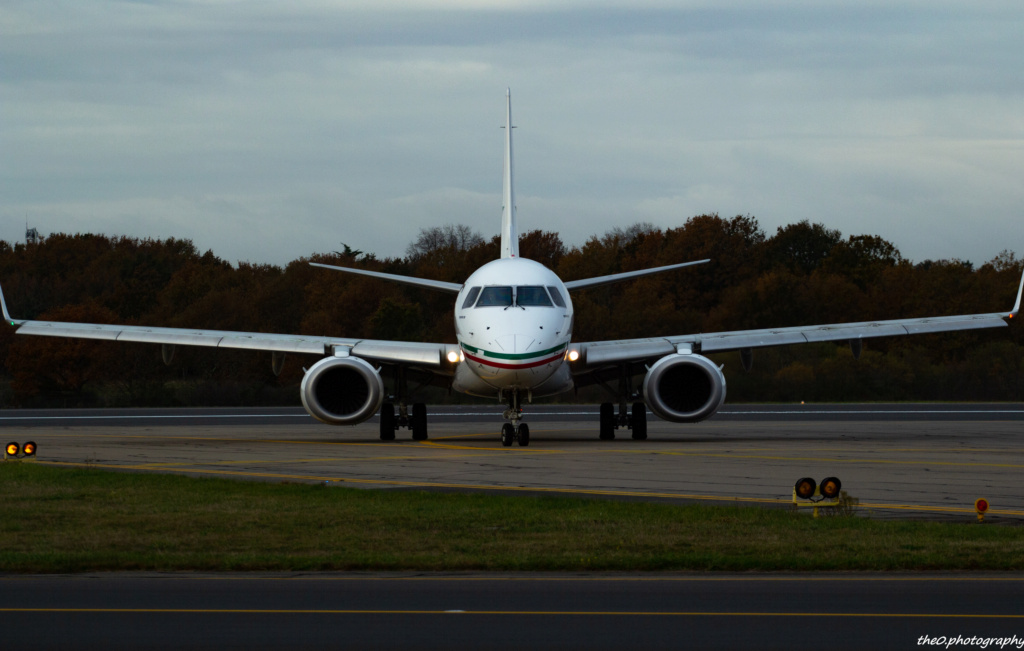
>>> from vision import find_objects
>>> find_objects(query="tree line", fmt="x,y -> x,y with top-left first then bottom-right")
0,214 -> 1021,407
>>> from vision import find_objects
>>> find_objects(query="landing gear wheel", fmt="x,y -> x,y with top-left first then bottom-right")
517,423 -> 530,447
411,402 -> 428,441
630,402 -> 647,440
501,423 -> 515,447
599,402 -> 615,440
379,403 -> 396,441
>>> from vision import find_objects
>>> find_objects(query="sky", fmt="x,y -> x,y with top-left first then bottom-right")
2,1 -> 1022,267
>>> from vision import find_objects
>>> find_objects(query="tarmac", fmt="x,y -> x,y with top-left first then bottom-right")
4,403 -> 1024,521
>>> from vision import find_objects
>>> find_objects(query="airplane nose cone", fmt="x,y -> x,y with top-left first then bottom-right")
494,334 -> 534,355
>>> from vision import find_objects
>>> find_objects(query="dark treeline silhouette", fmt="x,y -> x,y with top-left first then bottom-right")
1,215 -> 1021,408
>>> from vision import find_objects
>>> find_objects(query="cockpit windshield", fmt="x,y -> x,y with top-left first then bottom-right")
516,286 -> 553,307
546,286 -> 566,308
476,286 -> 513,307
471,285 -> 560,308
462,286 -> 482,309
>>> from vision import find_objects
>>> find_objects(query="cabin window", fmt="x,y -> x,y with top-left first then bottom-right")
461,286 -> 482,309
516,286 -> 553,307
546,286 -> 566,308
476,286 -> 513,307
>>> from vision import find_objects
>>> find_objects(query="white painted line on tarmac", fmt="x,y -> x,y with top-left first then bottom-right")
1,409 -> 1022,423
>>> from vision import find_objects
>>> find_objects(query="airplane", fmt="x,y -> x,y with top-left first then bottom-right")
2,89 -> 1022,447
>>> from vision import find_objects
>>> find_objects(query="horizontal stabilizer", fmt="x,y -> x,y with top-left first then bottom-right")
563,259 -> 710,292
310,263 -> 463,294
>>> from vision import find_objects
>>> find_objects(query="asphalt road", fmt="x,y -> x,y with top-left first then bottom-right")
3,573 -> 1024,650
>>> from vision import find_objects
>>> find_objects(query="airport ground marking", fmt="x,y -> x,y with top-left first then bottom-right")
29,460 -> 1024,516
653,450 -> 1024,470
2,407 -> 1023,424
2,607 -> 1023,619
8,575 -> 1024,583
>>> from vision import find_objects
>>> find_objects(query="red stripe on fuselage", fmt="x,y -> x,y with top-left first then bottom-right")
463,350 -> 565,370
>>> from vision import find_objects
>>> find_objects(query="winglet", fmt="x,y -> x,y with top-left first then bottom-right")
500,88 -> 518,259
0,283 -> 22,326
1010,267 -> 1024,320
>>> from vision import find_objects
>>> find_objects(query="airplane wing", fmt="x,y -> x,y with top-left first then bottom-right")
309,262 -> 463,294
573,269 -> 1024,367
0,286 -> 455,367
563,259 -> 709,291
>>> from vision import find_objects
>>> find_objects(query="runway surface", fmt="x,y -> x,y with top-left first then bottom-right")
3,403 -> 1023,520
3,573 -> 1024,650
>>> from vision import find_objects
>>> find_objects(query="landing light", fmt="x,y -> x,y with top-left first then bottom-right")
567,349 -> 579,362
447,351 -> 460,364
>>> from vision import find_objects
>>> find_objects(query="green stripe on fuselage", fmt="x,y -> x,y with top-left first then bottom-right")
460,341 -> 567,361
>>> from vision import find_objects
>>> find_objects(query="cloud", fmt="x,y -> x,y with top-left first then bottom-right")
1,2 -> 1022,267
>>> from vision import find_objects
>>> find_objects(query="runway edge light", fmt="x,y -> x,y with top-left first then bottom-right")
975,498 -> 990,523
4,441 -> 36,461
820,476 -> 842,500
794,477 -> 816,500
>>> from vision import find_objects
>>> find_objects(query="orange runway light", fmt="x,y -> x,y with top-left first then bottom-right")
820,476 -> 842,499
794,477 -> 816,500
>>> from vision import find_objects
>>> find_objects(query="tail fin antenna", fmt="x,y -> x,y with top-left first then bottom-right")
500,88 -> 518,259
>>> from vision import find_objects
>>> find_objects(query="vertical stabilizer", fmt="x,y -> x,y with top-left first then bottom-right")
500,88 -> 518,258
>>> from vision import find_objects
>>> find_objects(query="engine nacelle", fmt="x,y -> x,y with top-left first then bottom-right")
300,356 -> 384,426
642,353 -> 726,423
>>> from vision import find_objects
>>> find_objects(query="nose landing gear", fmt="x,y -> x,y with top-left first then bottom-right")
500,390 -> 530,447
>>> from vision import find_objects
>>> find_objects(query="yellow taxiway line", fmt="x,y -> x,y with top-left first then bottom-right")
30,459 -> 1024,517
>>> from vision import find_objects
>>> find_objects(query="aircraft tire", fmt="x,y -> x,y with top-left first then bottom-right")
517,423 -> 530,447
379,403 -> 396,441
411,402 -> 428,441
599,402 -> 615,440
501,423 -> 515,447
630,402 -> 647,440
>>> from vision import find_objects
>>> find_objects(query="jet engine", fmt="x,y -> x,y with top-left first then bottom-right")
300,356 -> 384,426
642,353 -> 726,423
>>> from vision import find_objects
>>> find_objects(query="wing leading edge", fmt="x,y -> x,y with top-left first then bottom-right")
0,286 -> 455,367
573,268 -> 1024,367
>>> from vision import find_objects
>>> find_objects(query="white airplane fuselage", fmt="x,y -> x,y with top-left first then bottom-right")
452,257 -> 575,399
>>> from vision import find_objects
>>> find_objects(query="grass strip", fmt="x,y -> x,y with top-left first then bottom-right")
2,463 -> 1022,573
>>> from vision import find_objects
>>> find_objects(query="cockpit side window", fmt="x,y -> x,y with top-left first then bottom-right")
461,286 -> 482,309
516,286 -> 553,307
546,286 -> 566,308
476,286 -> 513,307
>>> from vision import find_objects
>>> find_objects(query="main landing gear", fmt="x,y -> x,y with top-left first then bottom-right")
500,390 -> 530,447
599,401 -> 647,440
379,402 -> 428,441
379,367 -> 429,441
596,364 -> 647,440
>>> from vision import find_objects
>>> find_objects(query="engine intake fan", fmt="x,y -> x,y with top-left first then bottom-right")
642,353 -> 726,423
300,356 -> 384,426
